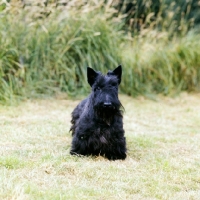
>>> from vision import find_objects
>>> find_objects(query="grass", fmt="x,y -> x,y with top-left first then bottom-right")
1,94 -> 200,199
1,1 -> 200,104
120,32 -> 200,96
0,1 -> 122,103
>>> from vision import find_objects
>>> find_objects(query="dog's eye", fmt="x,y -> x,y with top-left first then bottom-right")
94,87 -> 101,91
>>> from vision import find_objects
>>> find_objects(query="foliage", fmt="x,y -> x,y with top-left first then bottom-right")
121,32 -> 200,96
0,0 -> 200,104
115,0 -> 200,33
0,1 -> 122,103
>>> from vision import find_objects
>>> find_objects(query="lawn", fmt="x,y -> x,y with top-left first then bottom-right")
0,94 -> 200,199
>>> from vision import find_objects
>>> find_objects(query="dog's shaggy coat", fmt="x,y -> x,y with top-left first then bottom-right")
70,65 -> 126,160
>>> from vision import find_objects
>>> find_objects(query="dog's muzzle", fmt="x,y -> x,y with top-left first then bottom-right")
103,102 -> 114,109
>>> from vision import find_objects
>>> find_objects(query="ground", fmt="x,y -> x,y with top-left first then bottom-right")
0,93 -> 200,199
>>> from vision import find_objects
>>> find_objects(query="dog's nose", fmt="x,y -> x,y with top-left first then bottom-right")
103,102 -> 112,108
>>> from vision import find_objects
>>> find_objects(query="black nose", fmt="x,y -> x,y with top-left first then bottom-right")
103,102 -> 112,108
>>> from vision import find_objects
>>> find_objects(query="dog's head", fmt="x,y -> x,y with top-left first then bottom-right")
87,65 -> 123,125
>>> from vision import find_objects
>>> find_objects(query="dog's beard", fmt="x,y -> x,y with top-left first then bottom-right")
94,106 -> 121,126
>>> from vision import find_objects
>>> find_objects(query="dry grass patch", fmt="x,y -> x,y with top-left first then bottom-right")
0,94 -> 200,199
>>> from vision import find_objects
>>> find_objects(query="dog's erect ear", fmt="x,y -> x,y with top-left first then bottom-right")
87,67 -> 98,87
112,65 -> 122,84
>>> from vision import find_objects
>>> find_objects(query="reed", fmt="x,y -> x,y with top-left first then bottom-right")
0,0 -> 200,103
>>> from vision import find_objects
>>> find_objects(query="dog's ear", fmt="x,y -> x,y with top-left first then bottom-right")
112,65 -> 122,84
87,67 -> 98,87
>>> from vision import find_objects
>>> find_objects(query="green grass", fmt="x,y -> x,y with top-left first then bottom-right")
120,32 -> 200,96
0,1 -> 122,103
0,1 -> 200,104
0,94 -> 200,199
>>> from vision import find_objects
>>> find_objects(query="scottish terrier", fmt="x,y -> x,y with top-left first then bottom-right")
70,65 -> 126,160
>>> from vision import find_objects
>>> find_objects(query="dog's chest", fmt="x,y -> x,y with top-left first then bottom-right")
93,127 -> 110,144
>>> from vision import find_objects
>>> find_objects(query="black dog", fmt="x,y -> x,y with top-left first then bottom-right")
70,65 -> 126,160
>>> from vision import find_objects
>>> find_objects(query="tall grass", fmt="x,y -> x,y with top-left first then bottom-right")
121,32 -> 200,96
114,0 -> 199,35
0,1 -> 122,103
0,0 -> 200,104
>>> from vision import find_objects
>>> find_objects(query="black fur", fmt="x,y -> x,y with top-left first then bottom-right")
70,65 -> 127,160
